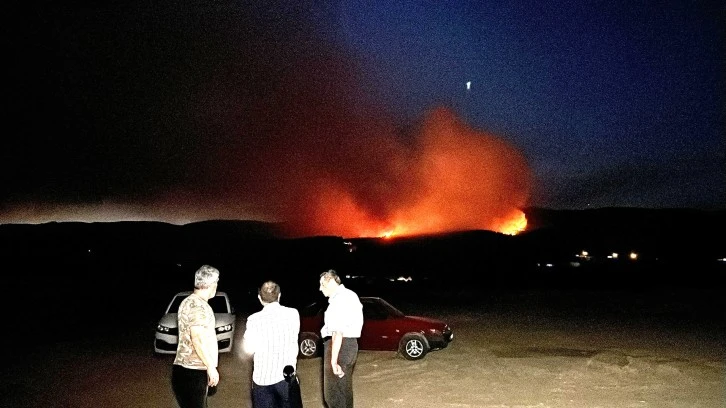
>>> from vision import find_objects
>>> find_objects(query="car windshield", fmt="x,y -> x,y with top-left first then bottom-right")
168,294 -> 230,314
208,295 -> 230,313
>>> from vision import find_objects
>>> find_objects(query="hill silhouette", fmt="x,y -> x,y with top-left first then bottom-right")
2,207 -> 724,295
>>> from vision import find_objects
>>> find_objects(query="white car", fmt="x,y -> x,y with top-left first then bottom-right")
154,291 -> 236,354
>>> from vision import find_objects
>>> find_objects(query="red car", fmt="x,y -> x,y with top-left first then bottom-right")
298,296 -> 453,360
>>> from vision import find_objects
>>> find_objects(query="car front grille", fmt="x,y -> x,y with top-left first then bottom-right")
155,339 -> 177,351
155,338 -> 231,352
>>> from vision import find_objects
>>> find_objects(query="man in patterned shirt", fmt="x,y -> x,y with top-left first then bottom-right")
172,265 -> 221,408
243,280 -> 301,408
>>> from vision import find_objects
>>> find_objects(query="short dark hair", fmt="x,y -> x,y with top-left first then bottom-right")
258,281 -> 280,303
320,269 -> 341,284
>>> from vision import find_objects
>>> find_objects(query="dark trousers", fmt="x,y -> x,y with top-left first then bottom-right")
171,364 -> 208,408
323,338 -> 358,408
252,379 -> 291,408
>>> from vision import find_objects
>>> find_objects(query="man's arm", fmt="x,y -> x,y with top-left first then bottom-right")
330,331 -> 345,377
190,325 -> 220,386
242,317 -> 258,356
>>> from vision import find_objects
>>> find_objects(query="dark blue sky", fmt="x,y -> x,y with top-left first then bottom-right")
334,1 -> 724,209
2,1 -> 723,226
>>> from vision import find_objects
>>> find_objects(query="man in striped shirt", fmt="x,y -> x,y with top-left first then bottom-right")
243,281 -> 301,408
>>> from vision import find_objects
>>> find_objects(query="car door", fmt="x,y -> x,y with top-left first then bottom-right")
359,299 -> 399,350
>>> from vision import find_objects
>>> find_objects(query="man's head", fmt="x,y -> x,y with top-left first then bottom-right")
258,281 -> 281,304
194,265 -> 220,295
319,269 -> 341,298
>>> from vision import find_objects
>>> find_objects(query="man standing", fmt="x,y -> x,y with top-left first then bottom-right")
243,281 -> 301,408
318,270 -> 363,408
172,265 -> 221,408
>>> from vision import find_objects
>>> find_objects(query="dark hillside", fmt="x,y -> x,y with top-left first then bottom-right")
522,207 -> 725,265
2,208 -> 723,300
3,209 -> 724,345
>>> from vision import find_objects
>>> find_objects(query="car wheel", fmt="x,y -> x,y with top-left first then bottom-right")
299,333 -> 321,359
399,333 -> 429,360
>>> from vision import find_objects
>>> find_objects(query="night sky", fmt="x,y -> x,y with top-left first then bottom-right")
3,1 -> 724,236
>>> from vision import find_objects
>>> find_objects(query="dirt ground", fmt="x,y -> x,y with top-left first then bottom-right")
3,289 -> 724,408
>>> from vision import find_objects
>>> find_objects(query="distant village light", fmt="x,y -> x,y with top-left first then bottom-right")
576,250 -> 591,260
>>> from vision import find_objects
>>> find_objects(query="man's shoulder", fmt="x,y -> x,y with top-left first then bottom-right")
178,295 -> 200,311
279,304 -> 300,316
289,305 -> 301,315
249,304 -> 298,315
246,308 -> 266,322
341,286 -> 361,301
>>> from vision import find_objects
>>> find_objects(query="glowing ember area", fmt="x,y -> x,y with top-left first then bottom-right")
494,210 -> 528,236
275,107 -> 532,238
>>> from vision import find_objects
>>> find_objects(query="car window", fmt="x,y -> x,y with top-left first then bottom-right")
301,302 -> 326,317
373,298 -> 405,317
363,301 -> 388,320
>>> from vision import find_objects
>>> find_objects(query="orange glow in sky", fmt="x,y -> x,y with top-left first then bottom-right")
280,107 -> 532,238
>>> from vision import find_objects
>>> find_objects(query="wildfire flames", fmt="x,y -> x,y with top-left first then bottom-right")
269,107 -> 532,238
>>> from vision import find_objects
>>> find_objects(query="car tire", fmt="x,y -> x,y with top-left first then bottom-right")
398,333 -> 429,360
299,333 -> 321,359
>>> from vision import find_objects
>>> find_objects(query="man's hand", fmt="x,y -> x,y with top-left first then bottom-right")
332,362 -> 345,378
207,367 -> 219,386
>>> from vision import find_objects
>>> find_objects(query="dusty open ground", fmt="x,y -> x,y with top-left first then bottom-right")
3,289 -> 724,408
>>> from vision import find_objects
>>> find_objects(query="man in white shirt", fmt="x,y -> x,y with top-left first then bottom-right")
243,281 -> 301,408
319,270 -> 363,408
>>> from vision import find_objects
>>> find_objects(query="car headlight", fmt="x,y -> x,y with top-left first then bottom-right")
216,324 -> 233,334
157,324 -> 172,333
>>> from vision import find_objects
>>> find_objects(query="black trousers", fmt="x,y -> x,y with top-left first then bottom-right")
323,338 -> 358,408
251,379 -> 290,408
171,364 -> 208,408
